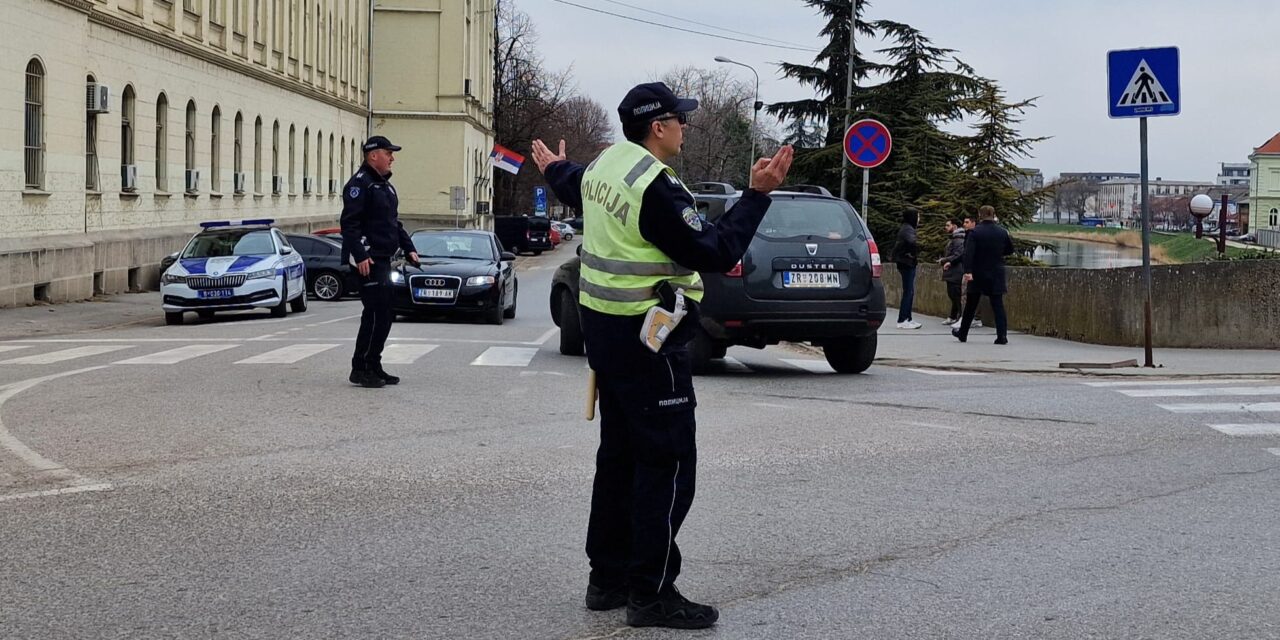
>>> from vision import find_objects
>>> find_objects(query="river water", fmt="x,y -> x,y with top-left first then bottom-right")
1030,237 -> 1147,269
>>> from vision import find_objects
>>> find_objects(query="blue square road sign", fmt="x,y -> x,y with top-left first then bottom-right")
1108,47 -> 1180,119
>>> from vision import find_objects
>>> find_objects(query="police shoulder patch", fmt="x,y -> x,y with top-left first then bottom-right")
666,173 -> 681,186
681,207 -> 703,231
348,186 -> 361,198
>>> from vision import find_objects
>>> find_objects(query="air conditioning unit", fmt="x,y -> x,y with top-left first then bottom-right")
328,179 -> 338,194
272,175 -> 283,194
303,177 -> 314,194
86,83 -> 109,114
233,172 -> 247,193
185,169 -> 200,192
121,164 -> 137,191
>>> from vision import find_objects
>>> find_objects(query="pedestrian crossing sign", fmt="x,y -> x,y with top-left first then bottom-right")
1108,46 -> 1180,118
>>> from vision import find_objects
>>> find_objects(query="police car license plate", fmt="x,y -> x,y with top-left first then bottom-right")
414,288 -> 453,299
197,289 -> 235,299
783,271 -> 840,288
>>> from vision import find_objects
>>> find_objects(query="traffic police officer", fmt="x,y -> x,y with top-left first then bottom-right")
532,82 -> 793,629
341,135 -> 419,389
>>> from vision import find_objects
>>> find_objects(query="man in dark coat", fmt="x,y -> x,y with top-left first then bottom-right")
893,209 -> 921,329
938,218 -> 966,324
953,205 -> 1013,344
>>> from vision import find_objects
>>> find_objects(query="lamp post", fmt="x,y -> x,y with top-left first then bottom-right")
1189,193 -> 1213,239
714,56 -> 760,186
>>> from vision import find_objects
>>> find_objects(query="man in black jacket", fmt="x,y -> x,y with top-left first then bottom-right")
893,209 -> 921,329
938,218 -> 966,324
340,136 -> 419,388
953,205 -> 1013,344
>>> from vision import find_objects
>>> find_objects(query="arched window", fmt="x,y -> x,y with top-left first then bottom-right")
155,93 -> 169,191
288,124 -> 296,193
272,120 -> 280,194
339,135 -> 345,180
315,129 -> 323,192
24,59 -> 45,189
185,100 -> 198,192
254,116 -> 263,193
86,75 -> 100,190
327,133 -> 334,194
233,112 -> 244,193
121,86 -> 136,191
211,106 -> 222,191
302,126 -> 310,193
1270,208 -> 1278,228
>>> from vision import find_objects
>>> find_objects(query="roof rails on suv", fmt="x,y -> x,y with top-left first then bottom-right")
688,181 -> 738,195
778,184 -> 833,196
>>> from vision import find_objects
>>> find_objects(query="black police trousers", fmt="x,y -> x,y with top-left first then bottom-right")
351,257 -> 394,371
586,350 -> 698,597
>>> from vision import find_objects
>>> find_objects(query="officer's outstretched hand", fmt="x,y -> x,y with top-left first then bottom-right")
531,139 -> 567,175
749,145 -> 795,194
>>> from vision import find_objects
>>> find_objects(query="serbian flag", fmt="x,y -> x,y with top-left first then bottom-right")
490,144 -> 525,175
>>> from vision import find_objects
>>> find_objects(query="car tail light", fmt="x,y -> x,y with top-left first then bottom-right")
725,260 -> 743,277
868,239 -> 882,278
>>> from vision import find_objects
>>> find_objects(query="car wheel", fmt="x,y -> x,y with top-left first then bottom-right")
312,271 -> 345,300
271,283 -> 289,318
823,334 -> 878,374
290,284 -> 308,313
165,311 -> 184,326
196,310 -> 215,320
558,289 -> 585,356
532,250 -> 543,256
503,282 -> 518,319
689,327 -> 716,375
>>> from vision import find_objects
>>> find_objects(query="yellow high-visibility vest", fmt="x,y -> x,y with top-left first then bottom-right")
579,142 -> 704,316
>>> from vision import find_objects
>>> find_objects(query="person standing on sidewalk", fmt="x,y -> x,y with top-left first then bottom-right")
893,209 -> 921,329
953,205 -> 1013,344
951,215 -> 981,330
938,218 -> 966,324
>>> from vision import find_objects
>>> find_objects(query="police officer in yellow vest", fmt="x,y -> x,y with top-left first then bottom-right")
532,82 -> 793,630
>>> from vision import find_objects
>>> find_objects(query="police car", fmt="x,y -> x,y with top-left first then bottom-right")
160,219 -> 308,325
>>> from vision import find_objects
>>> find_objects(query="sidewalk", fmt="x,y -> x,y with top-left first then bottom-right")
801,309 -> 1280,378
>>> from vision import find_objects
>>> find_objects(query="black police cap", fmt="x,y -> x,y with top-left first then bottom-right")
617,82 -> 699,128
362,135 -> 402,152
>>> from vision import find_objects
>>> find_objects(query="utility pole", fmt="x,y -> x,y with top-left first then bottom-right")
838,1 -> 855,201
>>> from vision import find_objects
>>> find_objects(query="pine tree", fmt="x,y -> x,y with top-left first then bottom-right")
782,118 -> 826,149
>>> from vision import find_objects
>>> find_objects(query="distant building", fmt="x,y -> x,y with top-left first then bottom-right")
1094,178 -> 1216,222
1217,162 -> 1251,186
1013,168 -> 1044,215
1249,132 -> 1280,247
1059,171 -> 1140,184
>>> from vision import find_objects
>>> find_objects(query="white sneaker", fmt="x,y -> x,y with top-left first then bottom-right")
909,321 -> 922,329
897,320 -> 921,330
973,319 -> 983,328
942,318 -> 957,325
950,319 -> 963,329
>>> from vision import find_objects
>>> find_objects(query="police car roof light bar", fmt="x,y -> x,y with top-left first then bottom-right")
198,218 -> 276,229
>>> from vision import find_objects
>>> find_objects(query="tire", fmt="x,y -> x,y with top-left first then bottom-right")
689,328 -> 716,375
558,289 -> 585,356
532,250 -> 543,256
271,283 -> 289,318
165,311 -> 184,326
196,310 -> 215,320
485,302 -> 504,325
290,284 -> 308,313
503,282 -> 518,319
823,334 -> 878,374
311,271 -> 345,301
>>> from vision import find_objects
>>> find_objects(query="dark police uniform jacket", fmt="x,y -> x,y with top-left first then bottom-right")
340,163 -> 415,264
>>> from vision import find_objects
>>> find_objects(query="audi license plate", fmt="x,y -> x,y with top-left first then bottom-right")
414,288 -> 454,299
197,289 -> 235,299
783,271 -> 840,288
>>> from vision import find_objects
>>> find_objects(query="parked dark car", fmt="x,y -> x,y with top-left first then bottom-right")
284,233 -> 361,301
494,215 -> 553,255
391,230 -> 518,324
564,216 -> 585,232
550,186 -> 887,373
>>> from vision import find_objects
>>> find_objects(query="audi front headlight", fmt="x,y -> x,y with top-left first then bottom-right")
467,276 -> 496,287
161,273 -> 187,284
245,268 -> 277,280
390,270 -> 405,284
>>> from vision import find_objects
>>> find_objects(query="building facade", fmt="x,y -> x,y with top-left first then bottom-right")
1217,162 -> 1251,186
1059,171 -> 1140,184
1249,133 -> 1280,246
1093,178 -> 1216,222
1,0 -> 493,308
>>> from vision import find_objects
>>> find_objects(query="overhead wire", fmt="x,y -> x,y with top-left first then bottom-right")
549,0 -> 819,52
594,0 -> 814,49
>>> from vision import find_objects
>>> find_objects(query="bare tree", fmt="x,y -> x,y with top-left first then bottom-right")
1047,178 -> 1098,224
659,66 -> 759,187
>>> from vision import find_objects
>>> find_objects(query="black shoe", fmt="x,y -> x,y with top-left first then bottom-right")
372,367 -> 400,385
348,370 -> 386,388
951,328 -> 967,343
994,337 -> 1008,345
585,583 -> 628,611
626,586 -> 719,630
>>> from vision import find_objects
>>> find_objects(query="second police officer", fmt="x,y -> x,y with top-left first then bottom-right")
532,82 -> 793,630
340,135 -> 419,389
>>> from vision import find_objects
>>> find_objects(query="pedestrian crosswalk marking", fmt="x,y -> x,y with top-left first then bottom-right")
1267,448 -> 1280,457
1119,385 -> 1280,398
115,344 -> 240,365
1,345 -> 133,365
0,346 -> 31,355
1082,379 -> 1266,388
780,359 -> 834,374
1157,402 -> 1280,414
235,343 -> 340,364
380,344 -> 439,364
1207,424 -> 1280,436
471,347 -> 538,367
1116,59 -> 1173,107
908,368 -> 985,376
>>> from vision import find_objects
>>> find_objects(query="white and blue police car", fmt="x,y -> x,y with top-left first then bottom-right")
160,219 -> 308,325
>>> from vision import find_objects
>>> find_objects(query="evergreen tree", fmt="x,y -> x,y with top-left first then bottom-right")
782,118 -> 826,149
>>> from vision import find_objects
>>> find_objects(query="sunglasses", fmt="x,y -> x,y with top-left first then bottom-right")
654,112 -> 689,125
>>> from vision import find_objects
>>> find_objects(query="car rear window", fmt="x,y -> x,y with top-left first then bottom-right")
757,198 -> 859,240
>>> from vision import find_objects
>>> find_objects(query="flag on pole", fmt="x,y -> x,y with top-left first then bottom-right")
489,144 -> 525,175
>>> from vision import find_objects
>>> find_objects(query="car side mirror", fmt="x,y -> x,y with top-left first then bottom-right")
281,246 -> 294,255
500,251 -> 516,261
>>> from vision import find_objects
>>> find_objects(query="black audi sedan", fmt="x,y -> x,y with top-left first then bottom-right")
284,234 -> 361,301
391,230 -> 518,324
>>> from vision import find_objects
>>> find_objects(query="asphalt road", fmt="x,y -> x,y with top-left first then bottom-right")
2,239 -> 1278,639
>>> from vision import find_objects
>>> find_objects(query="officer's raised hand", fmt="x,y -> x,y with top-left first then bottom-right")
749,145 -> 795,194
531,139 -> 567,175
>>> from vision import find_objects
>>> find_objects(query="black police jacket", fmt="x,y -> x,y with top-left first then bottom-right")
340,163 -> 415,262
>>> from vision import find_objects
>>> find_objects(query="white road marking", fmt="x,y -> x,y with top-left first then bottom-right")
379,344 -> 439,364
751,402 -> 793,409
1,345 -> 133,365
722,357 -> 753,373
0,346 -> 31,355
908,368 -> 986,376
1207,424 -> 1280,436
903,421 -> 962,431
0,483 -> 113,503
533,328 -> 559,345
1119,386 -> 1280,398
309,313 -> 363,327
472,347 -> 538,367
8,338 -> 242,343
236,343 -> 340,364
114,344 -> 240,365
1267,448 -> 1280,457
780,359 -> 834,374
1083,379 -> 1267,388
1157,402 -> 1280,414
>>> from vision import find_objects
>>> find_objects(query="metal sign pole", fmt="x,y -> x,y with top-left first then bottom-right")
861,168 -> 869,220
1140,116 -> 1154,368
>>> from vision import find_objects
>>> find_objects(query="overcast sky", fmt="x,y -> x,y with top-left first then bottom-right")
518,0 -> 1280,182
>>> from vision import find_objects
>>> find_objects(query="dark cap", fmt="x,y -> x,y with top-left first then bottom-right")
362,135 -> 402,153
617,82 -> 699,128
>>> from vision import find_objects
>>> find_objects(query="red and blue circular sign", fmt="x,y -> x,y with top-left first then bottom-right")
844,119 -> 892,169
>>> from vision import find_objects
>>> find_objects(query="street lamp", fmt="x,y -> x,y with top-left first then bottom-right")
1189,193 -> 1214,239
714,56 -> 761,186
